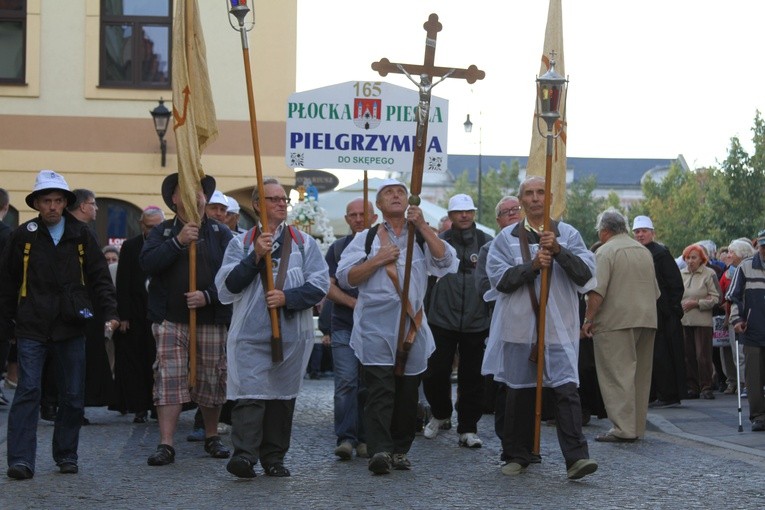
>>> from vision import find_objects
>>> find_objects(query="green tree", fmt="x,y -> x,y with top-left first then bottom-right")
444,160 -> 521,227
562,175 -> 606,248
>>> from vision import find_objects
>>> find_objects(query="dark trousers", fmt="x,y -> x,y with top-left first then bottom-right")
744,345 -> 765,422
683,326 -> 714,393
230,398 -> 296,467
503,383 -> 589,468
362,365 -> 420,457
651,314 -> 686,402
423,325 -> 487,433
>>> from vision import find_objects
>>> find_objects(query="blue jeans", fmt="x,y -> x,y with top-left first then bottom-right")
331,329 -> 365,445
7,336 -> 86,472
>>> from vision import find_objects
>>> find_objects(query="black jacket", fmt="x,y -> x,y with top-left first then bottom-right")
140,216 -> 232,325
0,211 -> 118,342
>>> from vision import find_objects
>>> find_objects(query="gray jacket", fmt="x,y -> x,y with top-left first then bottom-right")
425,225 -> 492,332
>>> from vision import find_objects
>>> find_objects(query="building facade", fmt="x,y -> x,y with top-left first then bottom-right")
0,0 -> 296,244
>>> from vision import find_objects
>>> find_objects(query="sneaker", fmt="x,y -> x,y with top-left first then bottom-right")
423,417 -> 447,439
501,462 -> 525,476
391,453 -> 411,470
741,386 -> 748,398
724,383 -> 737,395
204,436 -> 231,459
334,441 -> 353,460
356,442 -> 369,458
567,458 -> 598,480
147,444 -> 175,466
368,452 -> 392,475
458,432 -> 483,448
186,427 -> 205,442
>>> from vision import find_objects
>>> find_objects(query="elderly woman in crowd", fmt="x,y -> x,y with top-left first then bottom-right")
719,238 -> 756,395
680,243 -> 721,400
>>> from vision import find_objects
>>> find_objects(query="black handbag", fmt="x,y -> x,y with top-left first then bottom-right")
59,282 -> 94,324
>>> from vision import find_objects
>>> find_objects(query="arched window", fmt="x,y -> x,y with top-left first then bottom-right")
93,198 -> 143,248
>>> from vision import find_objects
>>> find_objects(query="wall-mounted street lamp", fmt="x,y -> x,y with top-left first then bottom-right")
150,98 -> 171,167
463,113 -> 483,223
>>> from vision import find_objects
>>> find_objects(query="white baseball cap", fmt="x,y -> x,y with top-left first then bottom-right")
225,195 -> 240,214
632,215 -> 654,231
208,190 -> 229,207
25,170 -> 77,209
448,194 -> 477,212
376,179 -> 408,198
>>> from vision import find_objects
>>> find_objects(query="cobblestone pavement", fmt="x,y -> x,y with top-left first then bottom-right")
2,379 -> 765,509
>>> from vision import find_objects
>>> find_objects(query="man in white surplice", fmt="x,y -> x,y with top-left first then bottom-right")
482,176 -> 598,480
215,178 -> 329,479
335,179 -> 457,475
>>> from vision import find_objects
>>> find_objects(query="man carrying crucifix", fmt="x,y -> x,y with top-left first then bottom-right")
336,179 -> 457,475
482,176 -> 598,480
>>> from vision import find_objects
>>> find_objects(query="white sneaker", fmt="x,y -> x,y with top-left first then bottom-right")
423,417 -> 447,439
458,432 -> 483,448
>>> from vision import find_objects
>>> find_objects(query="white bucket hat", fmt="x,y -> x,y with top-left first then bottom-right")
448,194 -> 477,212
225,195 -> 240,214
25,170 -> 77,209
632,215 -> 654,231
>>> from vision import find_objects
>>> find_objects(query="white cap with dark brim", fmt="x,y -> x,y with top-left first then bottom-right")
376,179 -> 408,199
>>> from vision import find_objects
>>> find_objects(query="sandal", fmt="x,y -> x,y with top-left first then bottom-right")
263,462 -> 291,477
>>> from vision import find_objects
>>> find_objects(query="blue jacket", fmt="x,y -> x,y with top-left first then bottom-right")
140,216 -> 232,325
727,254 -> 765,347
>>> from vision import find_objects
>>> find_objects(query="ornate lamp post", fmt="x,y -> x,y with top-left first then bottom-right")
531,51 -> 568,455
150,98 -> 171,167
463,113 -> 482,223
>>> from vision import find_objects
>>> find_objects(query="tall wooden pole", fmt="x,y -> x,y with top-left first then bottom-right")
229,4 -> 282,362
532,133 -> 555,455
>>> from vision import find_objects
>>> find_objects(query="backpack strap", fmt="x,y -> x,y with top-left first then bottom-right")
20,242 -> 31,299
287,226 -> 305,259
364,224 -> 380,257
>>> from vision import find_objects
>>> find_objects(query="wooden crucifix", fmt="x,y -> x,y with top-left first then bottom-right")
371,13 -> 485,376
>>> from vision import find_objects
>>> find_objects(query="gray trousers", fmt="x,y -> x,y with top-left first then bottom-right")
744,345 -> 765,421
230,398 -> 296,467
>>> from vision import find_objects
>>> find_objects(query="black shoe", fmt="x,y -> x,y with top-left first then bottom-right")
7,464 -> 33,480
147,444 -> 175,466
81,415 -> 91,426
700,390 -> 716,400
649,399 -> 681,409
368,452 -> 392,475
686,391 -> 700,400
59,463 -> 78,474
226,456 -> 256,479
752,420 -> 765,432
263,462 -> 291,477
530,453 -> 542,464
40,404 -> 56,422
133,411 -> 148,424
204,435 -> 231,459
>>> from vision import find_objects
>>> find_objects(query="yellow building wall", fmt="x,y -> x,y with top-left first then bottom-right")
0,0 -> 297,221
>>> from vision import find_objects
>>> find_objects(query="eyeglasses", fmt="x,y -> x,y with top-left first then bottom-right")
498,206 -> 522,217
264,196 -> 291,204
